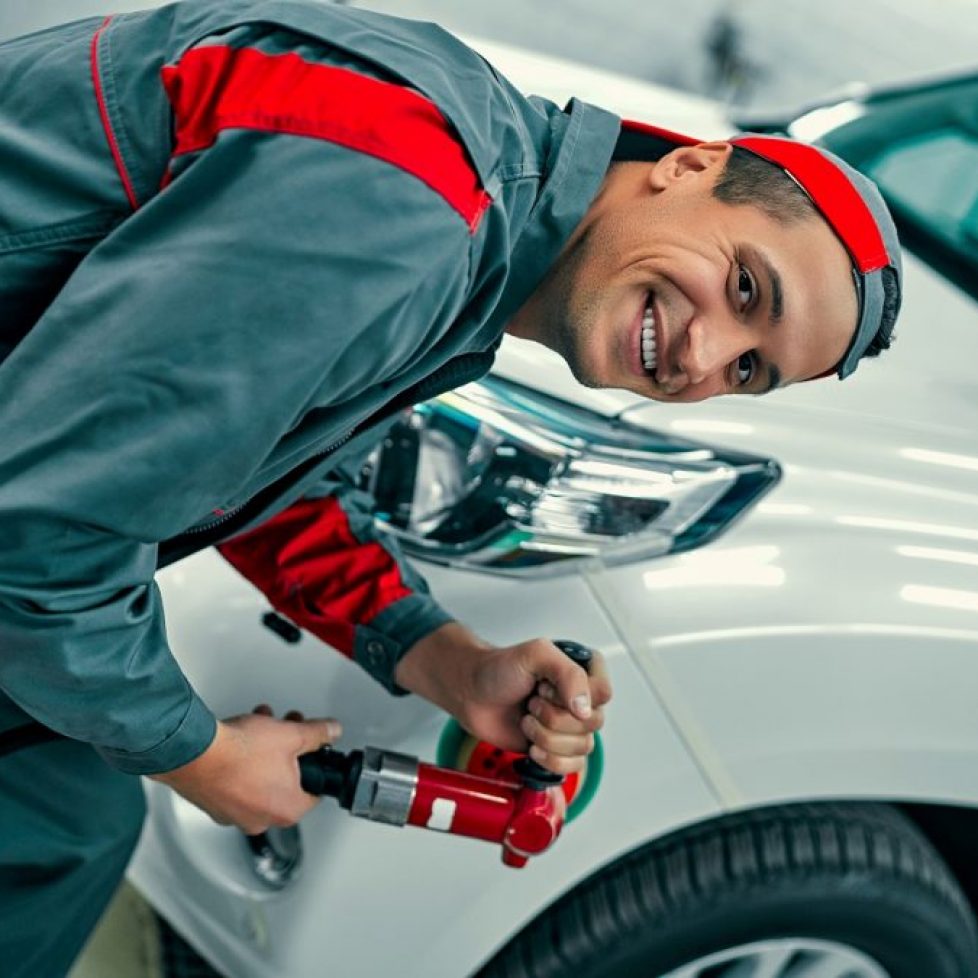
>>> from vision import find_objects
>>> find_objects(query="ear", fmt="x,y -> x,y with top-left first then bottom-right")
648,141 -> 733,191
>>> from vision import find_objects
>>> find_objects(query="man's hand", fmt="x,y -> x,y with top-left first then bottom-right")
395,623 -> 612,776
150,707 -> 342,835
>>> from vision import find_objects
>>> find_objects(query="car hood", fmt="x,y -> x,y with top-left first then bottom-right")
468,36 -> 732,139
617,252 -> 978,450
494,251 -> 978,585
482,35 -> 978,570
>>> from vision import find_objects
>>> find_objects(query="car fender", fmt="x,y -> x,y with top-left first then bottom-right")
130,550 -> 723,978
588,501 -> 978,812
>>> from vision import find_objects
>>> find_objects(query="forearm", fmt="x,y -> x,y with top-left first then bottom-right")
150,720 -> 232,792
394,623 -> 612,773
218,486 -> 457,694
0,523 -> 216,774
393,621 -> 493,716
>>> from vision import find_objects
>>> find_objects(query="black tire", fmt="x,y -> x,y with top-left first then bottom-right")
477,802 -> 978,978
157,914 -> 226,978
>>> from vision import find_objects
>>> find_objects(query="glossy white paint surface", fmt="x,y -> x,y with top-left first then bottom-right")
592,254 -> 978,808
133,551 -> 719,978
468,37 -> 731,139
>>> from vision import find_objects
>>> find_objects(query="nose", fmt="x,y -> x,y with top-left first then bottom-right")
680,314 -> 753,387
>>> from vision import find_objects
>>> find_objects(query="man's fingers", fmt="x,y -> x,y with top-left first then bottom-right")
526,745 -> 586,776
528,645 -> 612,722
586,650 -> 613,708
536,680 -> 558,703
294,717 -> 342,754
521,714 -> 594,759
528,642 -> 593,720
528,696 -> 603,734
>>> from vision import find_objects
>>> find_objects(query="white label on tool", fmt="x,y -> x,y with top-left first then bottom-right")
426,798 -> 457,832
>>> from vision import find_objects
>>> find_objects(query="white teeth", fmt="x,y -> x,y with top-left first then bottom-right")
641,301 -> 657,372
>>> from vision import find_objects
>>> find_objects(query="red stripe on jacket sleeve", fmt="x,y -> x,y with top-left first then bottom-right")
160,45 -> 492,232
90,17 -> 140,210
217,496 -> 414,657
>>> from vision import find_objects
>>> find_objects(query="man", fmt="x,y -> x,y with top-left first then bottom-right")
0,1 -> 901,975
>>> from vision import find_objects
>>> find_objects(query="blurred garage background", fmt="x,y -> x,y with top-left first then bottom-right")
4,0 -> 978,111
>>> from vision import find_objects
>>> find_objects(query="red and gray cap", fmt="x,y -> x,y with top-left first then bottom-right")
621,122 -> 903,380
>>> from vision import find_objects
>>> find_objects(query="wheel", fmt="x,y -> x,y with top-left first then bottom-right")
157,915 -> 225,978
477,802 -> 978,978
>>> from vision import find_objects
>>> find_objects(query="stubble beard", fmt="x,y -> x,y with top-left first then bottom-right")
543,227 -> 606,390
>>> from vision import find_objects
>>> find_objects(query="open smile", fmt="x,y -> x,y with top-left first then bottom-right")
640,294 -> 658,375
628,291 -> 663,383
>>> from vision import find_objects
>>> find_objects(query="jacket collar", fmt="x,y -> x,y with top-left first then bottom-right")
482,98 -> 621,345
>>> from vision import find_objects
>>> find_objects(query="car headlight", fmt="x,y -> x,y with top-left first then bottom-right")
363,377 -> 780,575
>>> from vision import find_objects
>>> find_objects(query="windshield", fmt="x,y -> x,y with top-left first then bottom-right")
817,75 -> 978,301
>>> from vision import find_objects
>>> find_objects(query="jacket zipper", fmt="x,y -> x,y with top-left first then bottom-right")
177,430 -> 356,538
177,505 -> 245,538
158,353 -> 492,567
157,431 -> 355,567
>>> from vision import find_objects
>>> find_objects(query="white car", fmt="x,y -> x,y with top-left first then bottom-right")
131,42 -> 978,978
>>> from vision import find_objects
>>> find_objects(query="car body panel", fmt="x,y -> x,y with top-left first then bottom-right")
603,254 -> 978,808
470,37 -> 732,140
130,550 -> 722,978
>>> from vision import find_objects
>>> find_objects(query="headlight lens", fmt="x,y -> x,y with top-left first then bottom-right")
363,377 -> 780,575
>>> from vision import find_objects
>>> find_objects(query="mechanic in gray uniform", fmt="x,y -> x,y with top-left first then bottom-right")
0,2 -> 901,974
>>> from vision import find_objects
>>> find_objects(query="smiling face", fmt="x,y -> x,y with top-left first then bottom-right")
507,142 -> 859,402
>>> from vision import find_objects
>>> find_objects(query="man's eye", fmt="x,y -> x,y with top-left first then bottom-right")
737,265 -> 755,309
736,353 -> 754,385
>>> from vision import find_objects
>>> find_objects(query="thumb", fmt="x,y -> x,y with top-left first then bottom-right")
534,645 -> 591,720
294,717 -> 343,754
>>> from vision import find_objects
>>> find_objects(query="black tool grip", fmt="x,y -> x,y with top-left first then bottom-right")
516,639 -> 593,790
553,639 -> 593,671
298,751 -> 334,795
297,747 -> 363,810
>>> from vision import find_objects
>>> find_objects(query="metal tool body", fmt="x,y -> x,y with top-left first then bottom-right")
297,640 -> 592,868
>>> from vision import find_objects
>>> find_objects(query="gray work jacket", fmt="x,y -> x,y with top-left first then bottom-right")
0,0 -> 619,773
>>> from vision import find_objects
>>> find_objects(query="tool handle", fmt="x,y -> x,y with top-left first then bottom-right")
516,639 -> 593,789
552,639 -> 593,671
297,747 -> 363,809
298,752 -> 333,795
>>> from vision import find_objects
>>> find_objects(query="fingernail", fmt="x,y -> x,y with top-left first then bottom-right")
521,714 -> 536,737
529,745 -> 546,764
326,721 -> 342,739
573,694 -> 592,718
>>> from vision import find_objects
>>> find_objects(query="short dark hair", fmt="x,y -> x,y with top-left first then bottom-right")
712,145 -> 816,224
713,145 -> 897,366
863,264 -> 899,359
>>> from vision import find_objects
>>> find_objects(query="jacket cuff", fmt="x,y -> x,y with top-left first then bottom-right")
96,694 -> 217,775
354,594 -> 455,695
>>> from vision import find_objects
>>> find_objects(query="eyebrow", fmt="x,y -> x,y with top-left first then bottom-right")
753,248 -> 784,327
758,362 -> 782,396
746,246 -> 785,395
